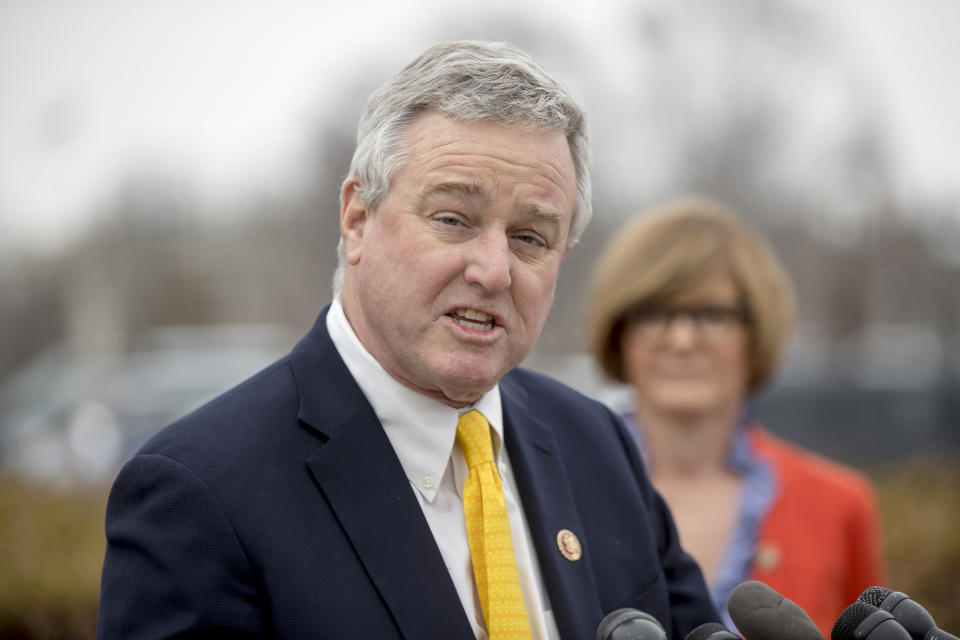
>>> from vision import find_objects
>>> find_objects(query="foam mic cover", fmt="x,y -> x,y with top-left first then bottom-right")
596,608 -> 667,640
727,580 -> 824,640
859,587 -> 959,640
685,621 -> 741,640
832,602 -> 911,640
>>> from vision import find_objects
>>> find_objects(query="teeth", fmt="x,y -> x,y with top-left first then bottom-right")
452,308 -> 495,330
459,309 -> 492,322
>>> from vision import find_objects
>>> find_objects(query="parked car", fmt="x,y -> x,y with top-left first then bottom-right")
0,324 -> 298,486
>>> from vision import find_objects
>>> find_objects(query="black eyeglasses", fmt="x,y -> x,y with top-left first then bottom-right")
624,304 -> 749,342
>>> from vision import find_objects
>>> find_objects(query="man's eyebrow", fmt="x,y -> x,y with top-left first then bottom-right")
419,181 -> 488,202
518,201 -> 565,227
419,180 -> 567,226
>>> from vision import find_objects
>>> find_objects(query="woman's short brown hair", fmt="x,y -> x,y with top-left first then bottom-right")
586,196 -> 795,393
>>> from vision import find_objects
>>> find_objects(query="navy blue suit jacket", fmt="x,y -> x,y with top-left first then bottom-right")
98,307 -> 718,639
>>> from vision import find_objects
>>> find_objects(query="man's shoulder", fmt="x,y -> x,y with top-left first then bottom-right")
135,312 -> 338,461
136,355 -> 302,464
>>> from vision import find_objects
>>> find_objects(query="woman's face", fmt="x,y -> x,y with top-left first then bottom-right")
621,271 -> 750,420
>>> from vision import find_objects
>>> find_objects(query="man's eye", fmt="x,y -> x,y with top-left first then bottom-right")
435,214 -> 463,226
513,232 -> 546,248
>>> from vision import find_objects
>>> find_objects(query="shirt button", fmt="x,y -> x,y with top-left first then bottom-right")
422,475 -> 435,489
499,462 -> 508,475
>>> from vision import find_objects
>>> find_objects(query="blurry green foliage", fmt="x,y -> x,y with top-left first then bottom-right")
0,456 -> 956,638
0,479 -> 106,640
872,456 -> 960,629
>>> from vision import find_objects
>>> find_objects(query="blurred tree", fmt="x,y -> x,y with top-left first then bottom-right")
0,253 -> 65,381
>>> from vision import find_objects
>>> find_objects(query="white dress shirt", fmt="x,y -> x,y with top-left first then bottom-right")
327,297 -> 559,639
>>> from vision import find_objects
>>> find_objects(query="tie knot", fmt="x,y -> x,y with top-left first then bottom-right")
456,410 -> 494,468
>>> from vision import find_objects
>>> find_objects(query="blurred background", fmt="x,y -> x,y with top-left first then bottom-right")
1,0 -> 957,637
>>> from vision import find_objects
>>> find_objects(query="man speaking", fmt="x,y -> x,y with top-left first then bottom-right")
98,41 -> 718,639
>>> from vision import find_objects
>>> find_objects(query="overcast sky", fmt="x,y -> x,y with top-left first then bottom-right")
1,0 -> 958,252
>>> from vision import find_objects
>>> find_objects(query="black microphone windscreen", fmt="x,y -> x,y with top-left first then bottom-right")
859,586 -> 894,608
833,602 -> 880,640
727,580 -> 823,640
686,622 -> 740,640
596,608 -> 667,640
857,586 -> 957,640
832,602 -> 911,640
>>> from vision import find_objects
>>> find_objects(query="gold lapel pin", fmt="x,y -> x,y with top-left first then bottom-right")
556,529 -> 582,561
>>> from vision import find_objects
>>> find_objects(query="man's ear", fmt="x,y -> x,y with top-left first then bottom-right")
340,177 -> 368,266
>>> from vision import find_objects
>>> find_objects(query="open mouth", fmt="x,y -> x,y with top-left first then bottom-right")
448,308 -> 496,331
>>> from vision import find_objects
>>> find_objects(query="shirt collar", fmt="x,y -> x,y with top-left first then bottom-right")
326,297 -> 503,502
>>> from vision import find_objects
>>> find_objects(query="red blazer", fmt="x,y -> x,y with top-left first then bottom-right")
747,426 -> 887,636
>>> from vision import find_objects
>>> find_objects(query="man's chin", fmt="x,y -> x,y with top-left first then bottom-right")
430,365 -> 506,406
436,379 -> 497,406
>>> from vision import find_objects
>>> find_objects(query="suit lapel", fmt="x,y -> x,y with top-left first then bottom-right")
292,310 -> 474,640
501,376 -> 605,640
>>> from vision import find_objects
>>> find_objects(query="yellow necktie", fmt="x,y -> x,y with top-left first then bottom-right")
457,410 -> 533,640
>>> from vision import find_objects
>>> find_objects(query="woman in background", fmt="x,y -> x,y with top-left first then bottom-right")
586,197 -> 886,634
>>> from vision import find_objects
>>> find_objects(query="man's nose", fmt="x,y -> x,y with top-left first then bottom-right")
463,232 -> 512,293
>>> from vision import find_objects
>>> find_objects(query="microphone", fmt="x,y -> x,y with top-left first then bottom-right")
832,602 -> 911,640
858,587 -> 958,640
685,622 -> 740,640
727,580 -> 824,640
596,608 -> 667,640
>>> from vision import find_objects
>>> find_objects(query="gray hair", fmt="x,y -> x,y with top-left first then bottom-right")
332,40 -> 592,295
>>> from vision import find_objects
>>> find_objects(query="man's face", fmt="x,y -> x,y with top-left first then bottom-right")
339,111 -> 576,406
